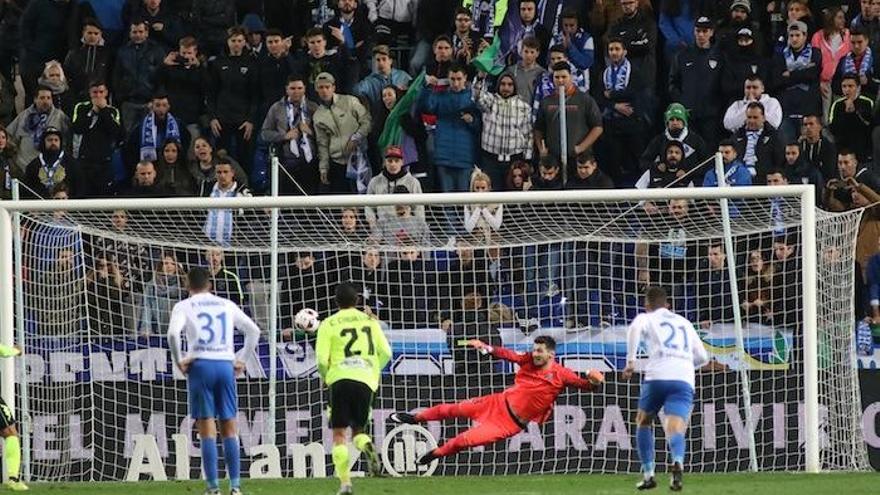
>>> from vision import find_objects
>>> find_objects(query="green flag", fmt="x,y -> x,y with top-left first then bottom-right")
472,35 -> 505,76
378,71 -> 426,151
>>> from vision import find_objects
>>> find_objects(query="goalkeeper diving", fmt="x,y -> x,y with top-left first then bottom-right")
0,344 -> 26,491
390,335 -> 604,464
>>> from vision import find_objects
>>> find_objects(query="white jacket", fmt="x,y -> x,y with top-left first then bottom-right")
723,93 -> 783,132
365,0 -> 418,24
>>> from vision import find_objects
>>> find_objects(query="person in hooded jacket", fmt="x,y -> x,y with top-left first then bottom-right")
24,126 -> 76,198
364,145 -> 424,229
474,72 -> 532,191
565,152 -> 614,189
64,18 -> 113,103
635,140 -> 692,189
720,27 -> 771,105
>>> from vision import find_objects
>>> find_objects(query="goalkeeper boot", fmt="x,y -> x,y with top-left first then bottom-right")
636,477 -> 657,490
362,440 -> 385,477
670,462 -> 683,492
416,449 -> 438,466
4,478 -> 28,491
389,412 -> 418,425
336,484 -> 353,495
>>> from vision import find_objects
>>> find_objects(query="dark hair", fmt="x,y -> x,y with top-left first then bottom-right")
746,101 -> 765,114
180,36 -> 198,49
88,79 -> 107,89
433,34 -> 452,47
226,26 -> 247,39
745,74 -> 763,84
50,182 -> 69,197
851,27 -> 868,38
534,335 -> 557,351
840,72 -> 860,85
335,282 -> 360,308
822,7 -> 845,37
287,74 -> 305,85
645,286 -> 668,308
708,241 -> 725,251
35,85 -> 53,96
522,36 -> 541,51
448,63 -> 467,76
520,0 -> 537,5
551,61 -> 571,73
718,138 -> 737,149
306,27 -> 325,39
765,165 -> 788,177
455,6 -> 471,18
82,17 -> 103,31
576,151 -> 596,164
802,113 -> 822,124
152,92 -> 169,101
187,267 -> 211,292
548,43 -> 566,54
838,148 -> 858,160
129,17 -> 149,28
160,139 -> 183,164
607,37 -> 626,48
540,154 -> 560,169
561,8 -> 579,21
265,28 -> 284,39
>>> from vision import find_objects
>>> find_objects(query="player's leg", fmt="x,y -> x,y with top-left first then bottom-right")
661,382 -> 695,492
391,395 -> 490,424
188,361 -> 220,494
635,381 -> 664,490
0,398 -> 26,491
329,381 -> 358,494
420,417 -> 521,464
349,383 -> 382,477
216,361 -> 242,494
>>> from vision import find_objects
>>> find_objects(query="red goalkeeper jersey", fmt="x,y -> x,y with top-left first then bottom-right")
491,345 -> 597,424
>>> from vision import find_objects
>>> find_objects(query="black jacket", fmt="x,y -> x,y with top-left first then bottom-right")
156,61 -> 208,125
829,95 -> 874,162
19,0 -> 71,65
799,136 -> 837,180
256,52 -> 298,118
720,43 -> 771,105
70,102 -> 124,164
63,44 -> 113,102
668,45 -> 722,119
207,53 -> 258,125
323,10 -> 374,64
191,0 -> 235,51
771,47 -> 822,119
605,9 -> 658,89
733,122 -> 785,182
565,170 -> 615,189
112,39 -> 166,104
640,128 -> 708,173
291,49 -> 351,98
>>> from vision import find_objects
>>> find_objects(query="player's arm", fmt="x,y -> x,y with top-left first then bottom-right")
315,320 -> 331,380
623,316 -> 643,380
232,304 -> 261,364
688,326 -> 710,369
373,323 -> 392,370
166,304 -> 189,373
465,339 -> 531,365
560,365 -> 605,391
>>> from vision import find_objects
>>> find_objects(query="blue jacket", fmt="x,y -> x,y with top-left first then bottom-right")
563,29 -> 595,72
419,86 -> 480,168
658,0 -> 695,58
702,160 -> 753,187
867,253 -> 880,306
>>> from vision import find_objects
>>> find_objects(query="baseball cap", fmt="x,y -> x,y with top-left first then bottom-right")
384,145 -> 403,159
788,20 -> 808,34
315,72 -> 335,85
730,0 -> 751,13
695,16 -> 714,29
737,27 -> 754,39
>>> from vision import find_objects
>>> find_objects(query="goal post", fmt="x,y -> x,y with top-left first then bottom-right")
0,182 -> 869,481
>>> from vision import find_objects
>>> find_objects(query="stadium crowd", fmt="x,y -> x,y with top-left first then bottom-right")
1,0 -> 879,342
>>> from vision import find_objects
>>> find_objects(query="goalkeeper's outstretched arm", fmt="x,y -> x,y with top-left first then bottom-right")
464,339 -> 531,365
0,345 -> 20,358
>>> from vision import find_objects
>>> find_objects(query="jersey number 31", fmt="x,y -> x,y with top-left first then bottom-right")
197,312 -> 228,346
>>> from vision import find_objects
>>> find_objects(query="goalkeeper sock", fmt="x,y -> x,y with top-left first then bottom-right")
668,432 -> 686,466
332,444 -> 351,485
636,426 -> 655,478
200,437 -> 219,490
5,435 -> 21,479
222,436 -> 241,489
353,433 -> 372,452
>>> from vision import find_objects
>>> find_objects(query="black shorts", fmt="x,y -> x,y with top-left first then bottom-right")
329,379 -> 374,429
0,397 -> 15,430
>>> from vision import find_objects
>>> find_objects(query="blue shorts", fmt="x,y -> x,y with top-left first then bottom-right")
187,359 -> 237,420
638,380 -> 694,419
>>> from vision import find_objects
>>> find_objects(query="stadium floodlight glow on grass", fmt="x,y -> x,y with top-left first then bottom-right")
0,172 -> 870,482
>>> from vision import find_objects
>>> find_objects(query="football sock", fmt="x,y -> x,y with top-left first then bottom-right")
332,444 -> 351,485
5,435 -> 21,479
222,436 -> 241,489
669,432 -> 686,466
636,426 -> 655,479
200,437 -> 219,490
353,433 -> 372,452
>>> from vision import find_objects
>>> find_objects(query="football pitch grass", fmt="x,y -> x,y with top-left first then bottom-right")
19,472 -> 879,494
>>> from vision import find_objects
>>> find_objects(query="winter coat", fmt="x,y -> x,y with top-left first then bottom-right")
419,86 -> 480,169
63,43 -> 113,102
6,105 -> 71,171
354,69 -> 412,109
19,0 -> 70,66
207,53 -> 258,126
140,273 -> 185,335
112,39 -> 165,104
771,45 -> 822,118
364,169 -> 424,226
260,97 -> 319,167
312,94 -> 371,173
192,0 -> 235,51
733,123 -> 785,181
811,29 -> 851,84
668,44 -> 722,119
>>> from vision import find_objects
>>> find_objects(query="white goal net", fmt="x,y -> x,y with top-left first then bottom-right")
0,185 -> 870,481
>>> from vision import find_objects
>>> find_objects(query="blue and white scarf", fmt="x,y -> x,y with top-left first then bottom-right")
26,110 -> 50,147
783,44 -> 814,91
744,129 -> 762,171
38,151 -> 65,190
471,0 -> 495,40
844,47 -> 874,76
203,182 -> 237,246
345,141 -> 371,194
140,112 -> 180,162
285,99 -> 314,163
603,58 -> 631,92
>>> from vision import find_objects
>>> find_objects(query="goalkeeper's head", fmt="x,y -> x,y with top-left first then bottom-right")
335,282 -> 360,309
644,286 -> 669,312
532,335 -> 557,368
187,267 -> 212,294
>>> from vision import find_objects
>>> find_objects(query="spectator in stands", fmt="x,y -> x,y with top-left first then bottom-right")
832,27 -> 877,97
716,0 -> 764,58
636,140 -> 691,190
733,102 -> 785,182
23,127 -> 75,198
772,20 -> 822,142
0,125 -> 18,200
502,36 -> 546,105
555,9 -> 595,87
697,242 -> 734,329
530,44 -> 589,114
668,16 -> 723,149
534,62 -> 603,176
293,28 -> 350,99
242,13 -> 267,58
189,137 -> 248,196
505,160 -> 533,191
502,0 -> 550,65
354,44 -> 412,111
720,28 -> 770,106
829,73 -> 874,162
771,234 -> 802,329
139,251 -> 186,336
409,0 -> 458,74
640,103 -> 708,177
324,0 -> 374,83
202,160 -> 252,246
0,72 -> 13,127
284,250 -> 331,317
531,155 -> 563,190
782,144 -> 824,195
799,113 -> 837,180
812,7 -> 851,117
704,139 -> 753,187
36,246 -> 84,336
588,0 -> 653,39
346,246 -> 386,320
450,7 -> 479,66
474,73 -> 532,189
419,64 -> 479,192
18,0 -> 71,102
261,75 -> 319,196
443,290 -> 495,374
157,140 -> 193,195
37,61 -> 76,119
724,75 -> 784,132
87,253 -> 128,334
204,246 -> 245,307
425,35 -> 455,83
131,93 -> 182,163
70,81 -> 123,198
339,206 -> 370,242
156,36 -> 208,144
113,19 -> 166,134
7,86 -> 71,173
368,0 -> 418,48
649,198 -> 698,313
126,160 -> 169,197
256,29 -> 296,120
313,72 -> 372,193
741,248 -> 774,324
365,145 -> 424,229
463,170 -> 503,243
657,0 -> 695,60
850,0 -> 880,51
598,38 -> 647,183
192,0 -> 236,58
90,209 -> 154,313
132,0 -> 181,52
208,26 -> 258,175
824,149 -> 880,210
565,152 -> 614,189
606,0 -> 658,90
376,189 -> 430,246
385,247 -> 431,326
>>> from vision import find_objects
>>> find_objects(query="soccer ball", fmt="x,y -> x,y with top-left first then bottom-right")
294,308 -> 320,333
